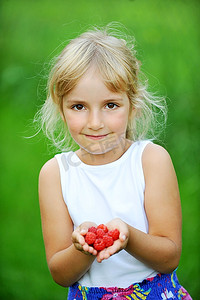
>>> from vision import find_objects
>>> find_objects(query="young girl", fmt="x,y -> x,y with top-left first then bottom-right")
38,26 -> 192,299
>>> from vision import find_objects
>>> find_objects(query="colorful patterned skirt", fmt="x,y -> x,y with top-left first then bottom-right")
68,271 -> 192,300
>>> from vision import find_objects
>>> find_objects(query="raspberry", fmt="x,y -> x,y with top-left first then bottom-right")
88,226 -> 97,234
108,229 -> 120,241
85,232 -> 96,245
93,238 -> 106,251
97,224 -> 108,233
103,234 -> 114,247
96,228 -> 105,238
85,225 -> 120,252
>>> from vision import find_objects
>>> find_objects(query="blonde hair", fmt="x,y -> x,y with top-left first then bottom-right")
35,25 -> 167,151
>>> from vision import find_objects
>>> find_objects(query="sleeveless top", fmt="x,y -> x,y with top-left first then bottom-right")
55,140 -> 158,288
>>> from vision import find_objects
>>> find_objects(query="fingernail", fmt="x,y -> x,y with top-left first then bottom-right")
122,235 -> 126,241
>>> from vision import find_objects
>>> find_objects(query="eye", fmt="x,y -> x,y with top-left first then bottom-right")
72,104 -> 85,111
105,103 -> 118,109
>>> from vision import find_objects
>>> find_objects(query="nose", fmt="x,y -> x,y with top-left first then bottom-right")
87,110 -> 104,130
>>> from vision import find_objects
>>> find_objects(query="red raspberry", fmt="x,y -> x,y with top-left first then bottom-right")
97,224 -> 108,233
96,228 -> 105,238
93,238 -> 106,251
108,229 -> 120,241
103,234 -> 114,247
85,232 -> 96,245
88,226 -> 97,234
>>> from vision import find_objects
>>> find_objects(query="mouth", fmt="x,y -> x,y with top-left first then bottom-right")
84,134 -> 108,140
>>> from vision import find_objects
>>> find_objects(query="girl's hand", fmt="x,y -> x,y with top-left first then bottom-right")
96,218 -> 129,263
72,222 -> 98,256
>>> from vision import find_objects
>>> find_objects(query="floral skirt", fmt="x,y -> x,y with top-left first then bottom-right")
68,271 -> 192,300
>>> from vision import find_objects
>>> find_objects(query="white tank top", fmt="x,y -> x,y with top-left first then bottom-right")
55,140 -> 158,287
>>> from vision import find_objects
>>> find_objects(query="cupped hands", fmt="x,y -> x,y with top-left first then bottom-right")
72,218 -> 129,263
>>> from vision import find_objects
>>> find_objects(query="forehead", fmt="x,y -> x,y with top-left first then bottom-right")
65,67 -> 126,100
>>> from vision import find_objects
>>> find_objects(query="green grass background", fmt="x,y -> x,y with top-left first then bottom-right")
0,0 -> 199,299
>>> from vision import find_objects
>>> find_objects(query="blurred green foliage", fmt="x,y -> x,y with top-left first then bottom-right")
0,0 -> 199,299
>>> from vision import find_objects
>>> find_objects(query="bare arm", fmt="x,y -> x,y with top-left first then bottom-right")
97,144 -> 182,273
38,158 -> 95,287
125,144 -> 182,272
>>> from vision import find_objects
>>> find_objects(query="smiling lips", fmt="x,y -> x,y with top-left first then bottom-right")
85,134 -> 108,140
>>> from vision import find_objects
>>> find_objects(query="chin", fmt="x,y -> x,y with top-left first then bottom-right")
76,135 -> 127,156
82,146 -> 115,156
81,140 -> 125,156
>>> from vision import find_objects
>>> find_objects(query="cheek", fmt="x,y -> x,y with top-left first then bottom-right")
65,113 -> 84,134
66,120 -> 79,133
108,111 -> 129,131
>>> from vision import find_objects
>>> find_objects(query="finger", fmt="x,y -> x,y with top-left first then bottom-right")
79,224 -> 91,235
87,246 -> 97,255
88,246 -> 97,256
97,236 -> 126,262
119,233 -> 127,242
83,244 -> 97,256
72,231 -> 86,245
74,242 -> 83,251
72,225 -> 87,239
74,242 -> 95,256
82,251 -> 94,256
97,249 -> 110,263
82,243 -> 90,252
80,228 -> 87,236
97,251 -> 111,263
104,240 -> 122,256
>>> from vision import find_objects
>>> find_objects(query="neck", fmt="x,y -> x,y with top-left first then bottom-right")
76,139 -> 133,166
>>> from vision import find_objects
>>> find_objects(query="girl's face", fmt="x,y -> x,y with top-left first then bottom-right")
62,68 -> 132,165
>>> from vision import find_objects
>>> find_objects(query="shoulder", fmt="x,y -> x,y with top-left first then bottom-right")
39,157 -> 60,186
142,143 -> 175,178
143,143 -> 172,165
38,157 -> 65,210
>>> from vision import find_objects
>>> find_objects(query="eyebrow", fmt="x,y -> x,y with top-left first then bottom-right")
65,99 -> 87,104
65,97 -> 124,103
